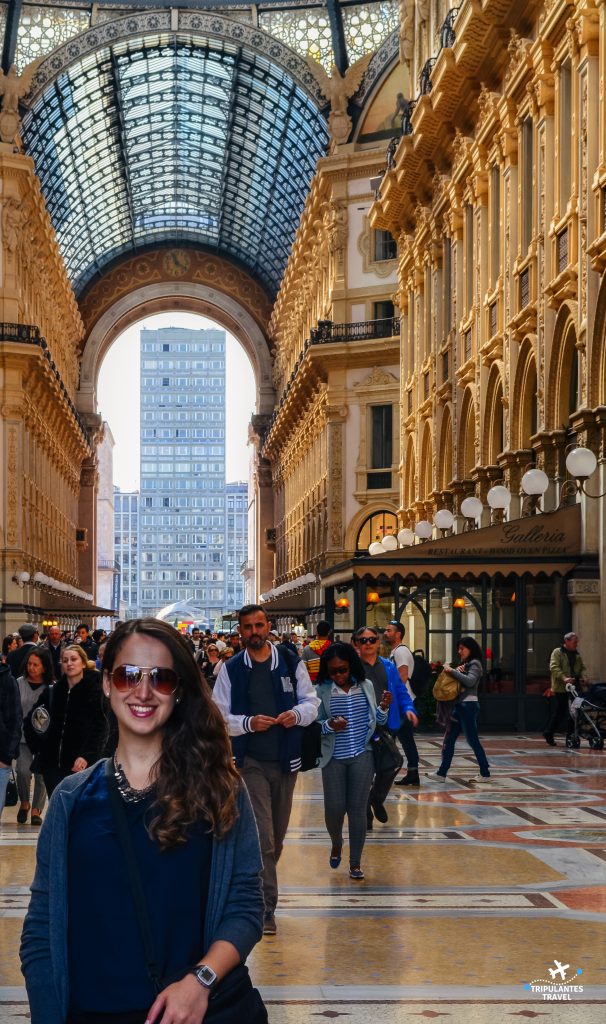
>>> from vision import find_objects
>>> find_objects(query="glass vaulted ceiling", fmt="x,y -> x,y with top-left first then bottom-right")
21,34 -> 329,296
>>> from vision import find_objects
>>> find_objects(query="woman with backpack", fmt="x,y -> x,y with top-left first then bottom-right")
428,636 -> 491,783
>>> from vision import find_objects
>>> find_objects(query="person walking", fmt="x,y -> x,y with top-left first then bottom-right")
352,626 -> 418,826
301,620 -> 332,682
383,620 -> 422,786
213,604 -> 319,936
21,618 -> 267,1024
316,643 -> 390,880
0,659 -> 21,820
16,647 -> 53,825
36,645 -> 107,797
428,636 -> 491,783
544,632 -> 588,746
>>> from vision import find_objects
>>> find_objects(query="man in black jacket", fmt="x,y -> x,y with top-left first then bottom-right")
0,662 -> 21,817
6,624 -> 39,679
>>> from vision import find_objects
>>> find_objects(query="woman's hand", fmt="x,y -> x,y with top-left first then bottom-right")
146,974 -> 209,1024
443,664 -> 453,674
71,757 -> 88,772
328,715 -> 348,732
379,690 -> 393,710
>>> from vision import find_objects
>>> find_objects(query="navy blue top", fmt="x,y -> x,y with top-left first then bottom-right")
67,762 -> 212,1013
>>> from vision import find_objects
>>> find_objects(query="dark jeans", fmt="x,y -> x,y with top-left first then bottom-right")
67,1014 -> 147,1024
439,702 -> 490,777
42,766 -> 70,798
545,691 -> 573,738
392,716 -> 419,770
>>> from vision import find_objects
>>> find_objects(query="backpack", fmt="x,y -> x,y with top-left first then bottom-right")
409,649 -> 433,697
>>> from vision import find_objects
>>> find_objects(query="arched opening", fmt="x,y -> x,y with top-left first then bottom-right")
458,389 -> 476,480
355,510 -> 399,552
438,406 -> 453,489
484,366 -> 504,465
97,309 -> 255,622
403,435 -> 417,511
420,423 -> 433,499
512,339 -> 538,450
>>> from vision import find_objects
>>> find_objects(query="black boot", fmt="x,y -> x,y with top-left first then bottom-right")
395,769 -> 420,786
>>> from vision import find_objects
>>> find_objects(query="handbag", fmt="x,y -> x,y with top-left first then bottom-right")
104,761 -> 267,1023
4,768 -> 18,807
299,719 -> 322,772
371,727 -> 403,774
433,669 -> 462,702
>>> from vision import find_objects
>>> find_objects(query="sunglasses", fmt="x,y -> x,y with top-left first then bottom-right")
328,666 -> 350,675
110,664 -> 179,696
356,636 -> 378,645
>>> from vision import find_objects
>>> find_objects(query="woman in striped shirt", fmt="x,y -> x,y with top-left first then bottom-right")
316,643 -> 391,880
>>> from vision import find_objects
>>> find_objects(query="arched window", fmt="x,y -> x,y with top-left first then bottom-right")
356,510 -> 398,552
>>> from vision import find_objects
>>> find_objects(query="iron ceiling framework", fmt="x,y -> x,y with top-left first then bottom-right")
20,28 -> 328,296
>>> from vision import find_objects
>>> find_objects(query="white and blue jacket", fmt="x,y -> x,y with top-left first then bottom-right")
213,644 -> 319,773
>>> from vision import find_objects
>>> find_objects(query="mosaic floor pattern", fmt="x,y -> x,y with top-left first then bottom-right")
1,734 -> 605,1022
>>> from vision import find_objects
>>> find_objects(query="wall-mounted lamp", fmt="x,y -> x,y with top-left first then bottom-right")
453,596 -> 466,609
366,591 -> 380,605
335,596 -> 350,611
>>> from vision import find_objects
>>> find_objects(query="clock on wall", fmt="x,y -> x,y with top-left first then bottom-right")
163,250 -> 191,277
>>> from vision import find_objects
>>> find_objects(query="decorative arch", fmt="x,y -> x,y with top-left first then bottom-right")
457,388 -> 476,479
546,302 -> 580,430
403,434 -> 417,510
420,422 -> 433,499
511,337 -> 538,450
483,363 -> 504,465
345,506 -> 399,553
438,404 -> 453,489
589,272 -> 606,407
77,250 -> 275,418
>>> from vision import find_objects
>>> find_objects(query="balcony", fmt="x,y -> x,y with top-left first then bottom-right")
98,558 -> 120,573
311,317 -> 400,344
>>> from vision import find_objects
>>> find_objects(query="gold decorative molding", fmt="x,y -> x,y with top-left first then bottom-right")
78,247 -> 273,338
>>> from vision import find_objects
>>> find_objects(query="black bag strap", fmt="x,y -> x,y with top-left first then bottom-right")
104,758 -> 163,996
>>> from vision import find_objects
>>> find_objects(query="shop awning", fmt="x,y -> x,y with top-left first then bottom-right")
322,504 -> 585,586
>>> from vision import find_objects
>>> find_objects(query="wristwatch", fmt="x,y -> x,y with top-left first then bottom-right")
190,964 -> 218,993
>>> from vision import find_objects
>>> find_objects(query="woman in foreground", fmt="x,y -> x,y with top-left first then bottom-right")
21,618 -> 266,1024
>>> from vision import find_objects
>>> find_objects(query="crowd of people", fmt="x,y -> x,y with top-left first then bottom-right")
0,610 -> 588,1022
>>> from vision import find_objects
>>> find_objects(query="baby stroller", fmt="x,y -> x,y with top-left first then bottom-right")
565,682 -> 606,749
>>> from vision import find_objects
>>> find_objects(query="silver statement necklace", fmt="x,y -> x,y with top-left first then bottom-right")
112,754 -> 154,803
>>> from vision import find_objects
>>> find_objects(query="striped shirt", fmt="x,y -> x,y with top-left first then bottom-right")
322,682 -> 387,760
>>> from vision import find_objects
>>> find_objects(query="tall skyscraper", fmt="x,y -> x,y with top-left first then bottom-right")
225,481 -> 248,611
139,326 -> 227,623
114,489 -> 140,617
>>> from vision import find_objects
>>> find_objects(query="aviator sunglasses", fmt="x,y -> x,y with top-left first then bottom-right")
110,664 -> 180,696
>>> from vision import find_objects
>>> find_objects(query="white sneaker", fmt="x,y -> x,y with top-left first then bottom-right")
425,771 -> 446,782
472,775 -> 492,783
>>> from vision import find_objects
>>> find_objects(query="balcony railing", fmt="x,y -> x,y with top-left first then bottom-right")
440,6 -> 461,49
311,317 -> 400,344
0,322 -> 90,444
98,559 -> 120,572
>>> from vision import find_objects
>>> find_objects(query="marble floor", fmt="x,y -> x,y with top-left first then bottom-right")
1,734 -> 605,1022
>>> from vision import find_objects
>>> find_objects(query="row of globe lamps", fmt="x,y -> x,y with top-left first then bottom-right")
368,446 -> 601,556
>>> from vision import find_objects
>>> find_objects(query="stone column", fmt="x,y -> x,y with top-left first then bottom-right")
567,578 -> 601,679
77,457 -> 98,601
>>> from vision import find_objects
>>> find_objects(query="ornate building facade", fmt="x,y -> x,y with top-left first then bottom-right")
0,1 -> 605,729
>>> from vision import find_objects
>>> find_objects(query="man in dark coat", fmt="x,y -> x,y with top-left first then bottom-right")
6,624 -> 39,679
0,661 -> 21,816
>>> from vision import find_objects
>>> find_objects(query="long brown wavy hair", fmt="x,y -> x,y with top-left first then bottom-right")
102,618 -> 240,850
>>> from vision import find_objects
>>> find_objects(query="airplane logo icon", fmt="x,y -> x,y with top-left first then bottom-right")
549,961 -> 570,981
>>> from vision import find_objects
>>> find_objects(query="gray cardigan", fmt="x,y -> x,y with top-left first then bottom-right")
20,760 -> 264,1024
448,658 -> 483,700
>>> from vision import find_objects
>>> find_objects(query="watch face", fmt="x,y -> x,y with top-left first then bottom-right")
196,965 -> 217,987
